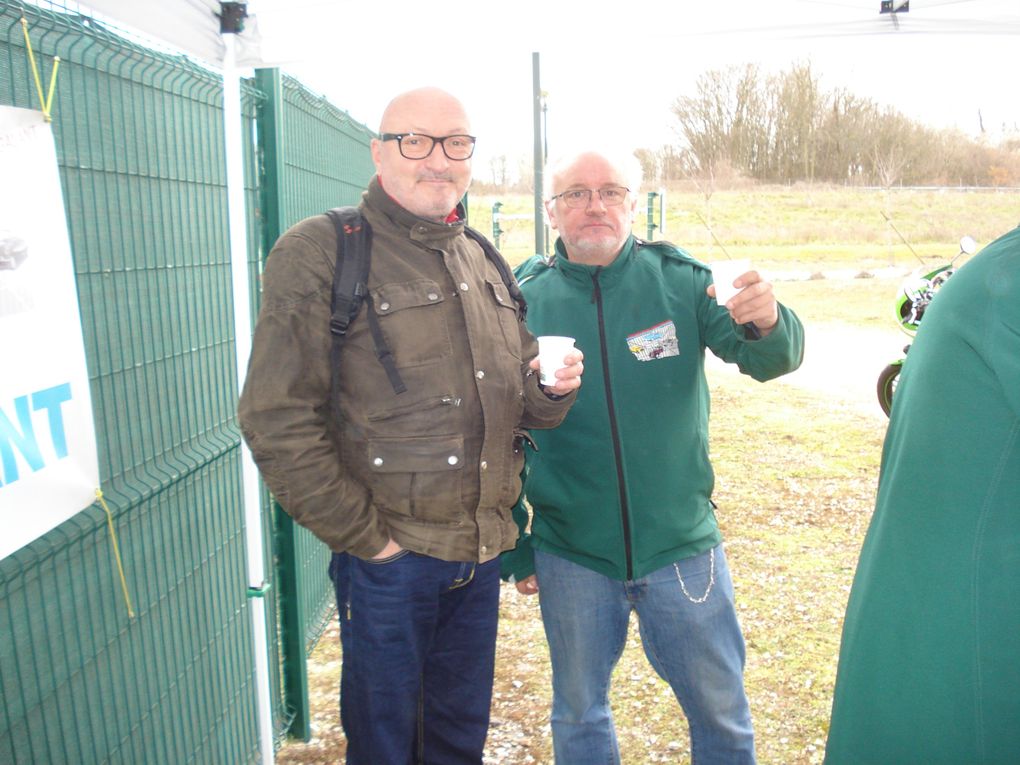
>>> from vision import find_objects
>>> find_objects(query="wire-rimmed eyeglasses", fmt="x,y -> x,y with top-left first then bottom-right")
380,132 -> 477,161
550,186 -> 631,209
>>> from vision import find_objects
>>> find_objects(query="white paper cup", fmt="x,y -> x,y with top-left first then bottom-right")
537,335 -> 576,386
709,259 -> 751,305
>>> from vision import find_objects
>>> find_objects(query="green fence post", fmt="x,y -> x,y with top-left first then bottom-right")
646,191 -> 659,241
256,68 -> 284,260
532,52 -> 545,258
658,187 -> 666,237
254,66 -> 312,743
492,201 -> 503,249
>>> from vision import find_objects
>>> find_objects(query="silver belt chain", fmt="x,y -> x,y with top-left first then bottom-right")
673,547 -> 715,604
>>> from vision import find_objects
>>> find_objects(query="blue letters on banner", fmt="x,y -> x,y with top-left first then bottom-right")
0,382 -> 73,487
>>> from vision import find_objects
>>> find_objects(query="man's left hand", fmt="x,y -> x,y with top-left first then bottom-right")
708,269 -> 780,337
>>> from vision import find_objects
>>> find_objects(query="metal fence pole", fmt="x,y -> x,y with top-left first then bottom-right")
646,191 -> 659,241
253,66 -> 313,743
492,201 -> 503,249
224,31 -> 275,765
532,52 -> 544,257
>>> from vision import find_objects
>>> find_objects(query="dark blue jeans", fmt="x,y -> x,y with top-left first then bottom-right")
328,551 -> 500,765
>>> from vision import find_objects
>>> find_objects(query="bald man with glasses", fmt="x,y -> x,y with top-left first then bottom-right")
239,87 -> 582,764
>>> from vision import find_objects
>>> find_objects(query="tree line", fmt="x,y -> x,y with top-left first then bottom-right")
638,62 -> 1020,189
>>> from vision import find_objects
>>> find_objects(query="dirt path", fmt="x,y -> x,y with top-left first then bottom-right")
707,321 -> 903,418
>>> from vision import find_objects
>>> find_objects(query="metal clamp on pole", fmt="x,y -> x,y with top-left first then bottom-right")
218,2 -> 248,34
246,582 -> 272,598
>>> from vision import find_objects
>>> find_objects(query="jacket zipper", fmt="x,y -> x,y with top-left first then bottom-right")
591,270 -> 634,581
365,394 -> 461,422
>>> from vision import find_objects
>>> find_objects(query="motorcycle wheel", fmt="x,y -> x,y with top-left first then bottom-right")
877,363 -> 901,417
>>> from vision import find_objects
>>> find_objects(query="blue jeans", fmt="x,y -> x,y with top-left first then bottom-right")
328,551 -> 500,765
534,545 -> 755,765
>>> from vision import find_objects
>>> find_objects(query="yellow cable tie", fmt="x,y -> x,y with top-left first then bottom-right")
20,18 -> 58,122
96,488 -> 136,619
44,57 -> 60,118
21,19 -> 46,116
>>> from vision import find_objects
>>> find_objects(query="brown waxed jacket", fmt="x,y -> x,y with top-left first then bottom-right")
238,178 -> 573,563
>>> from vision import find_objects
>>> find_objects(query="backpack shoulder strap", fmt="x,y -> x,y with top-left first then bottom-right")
464,225 -> 528,321
323,206 -> 407,397
325,206 -> 370,339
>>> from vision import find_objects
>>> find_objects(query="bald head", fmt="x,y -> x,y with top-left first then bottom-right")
378,87 -> 471,135
371,87 -> 474,221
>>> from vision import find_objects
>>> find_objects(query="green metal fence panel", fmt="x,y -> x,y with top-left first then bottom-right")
277,74 -> 376,229
252,68 -> 376,740
0,3 -> 269,762
1,2 -> 378,758
278,71 -> 376,648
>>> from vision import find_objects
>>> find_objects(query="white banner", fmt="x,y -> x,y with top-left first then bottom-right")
1,106 -> 100,559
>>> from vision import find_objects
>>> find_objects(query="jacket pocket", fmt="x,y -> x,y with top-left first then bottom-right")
487,279 -> 523,361
372,279 -> 451,367
368,434 -> 465,524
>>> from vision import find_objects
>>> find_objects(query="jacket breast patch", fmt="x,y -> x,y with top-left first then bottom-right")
627,320 -> 679,361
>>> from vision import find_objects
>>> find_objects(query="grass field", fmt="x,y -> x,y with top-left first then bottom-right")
469,184 -> 1020,273
277,186 -> 1018,764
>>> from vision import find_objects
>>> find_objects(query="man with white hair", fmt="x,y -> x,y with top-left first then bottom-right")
501,148 -> 804,764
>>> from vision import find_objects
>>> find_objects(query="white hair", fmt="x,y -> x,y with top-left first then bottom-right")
543,147 -> 644,201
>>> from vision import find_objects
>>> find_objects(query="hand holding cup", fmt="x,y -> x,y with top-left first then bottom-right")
707,259 -> 780,334
708,259 -> 751,306
531,335 -> 583,394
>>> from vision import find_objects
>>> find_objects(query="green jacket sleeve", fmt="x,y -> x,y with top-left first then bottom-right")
499,490 -> 535,582
656,244 -> 805,381
698,266 -> 806,381
498,255 -> 554,582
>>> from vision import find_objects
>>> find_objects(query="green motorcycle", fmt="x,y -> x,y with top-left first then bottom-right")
877,235 -> 977,416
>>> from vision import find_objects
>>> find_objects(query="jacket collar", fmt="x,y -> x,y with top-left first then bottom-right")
364,176 -> 466,246
552,235 -> 636,287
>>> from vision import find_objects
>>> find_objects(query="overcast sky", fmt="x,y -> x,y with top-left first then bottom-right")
260,0 -> 1019,176
73,0 -> 1020,178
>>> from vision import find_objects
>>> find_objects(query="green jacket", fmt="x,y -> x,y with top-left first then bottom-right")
825,226 -> 1020,763
238,178 -> 573,563
501,236 -> 804,582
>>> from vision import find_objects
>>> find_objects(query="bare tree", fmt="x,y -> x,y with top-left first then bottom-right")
489,154 -> 510,190
816,89 -> 881,183
728,64 -> 771,179
666,60 -> 1020,187
634,148 -> 660,187
672,67 -> 738,178
866,109 -> 919,187
769,62 -> 824,183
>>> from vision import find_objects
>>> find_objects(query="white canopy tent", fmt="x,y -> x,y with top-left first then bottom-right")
70,0 -> 258,65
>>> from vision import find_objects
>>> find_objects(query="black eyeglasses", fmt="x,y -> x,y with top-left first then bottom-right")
550,186 -> 631,209
380,132 -> 477,161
